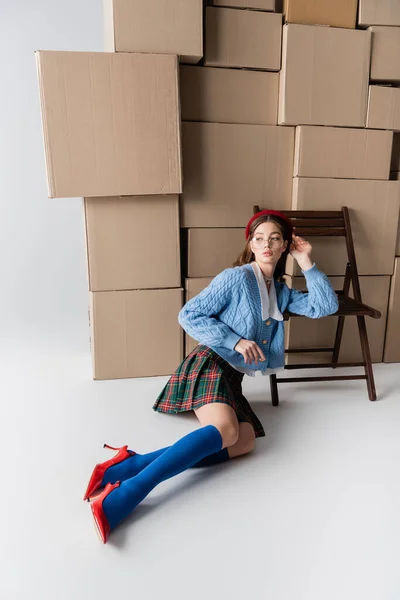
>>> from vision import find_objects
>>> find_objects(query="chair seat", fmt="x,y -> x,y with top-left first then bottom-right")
285,292 -> 381,320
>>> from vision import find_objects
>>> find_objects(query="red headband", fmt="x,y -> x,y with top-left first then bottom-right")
245,210 -> 293,240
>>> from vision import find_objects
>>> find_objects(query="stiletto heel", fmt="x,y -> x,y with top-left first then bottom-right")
83,444 -> 135,501
90,481 -> 120,544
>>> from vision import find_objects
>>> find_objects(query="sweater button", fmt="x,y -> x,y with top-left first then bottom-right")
262,340 -> 268,344
266,320 -> 271,326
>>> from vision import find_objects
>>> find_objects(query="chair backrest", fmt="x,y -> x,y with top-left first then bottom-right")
252,205 -> 362,303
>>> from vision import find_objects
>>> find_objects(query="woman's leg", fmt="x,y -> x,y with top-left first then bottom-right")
101,406 -> 255,487
100,423 -> 227,531
194,404 -> 255,459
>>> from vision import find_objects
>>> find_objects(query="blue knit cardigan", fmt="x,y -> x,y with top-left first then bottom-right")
178,263 -> 339,372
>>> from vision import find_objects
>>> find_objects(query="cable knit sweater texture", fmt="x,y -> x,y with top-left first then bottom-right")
178,263 -> 339,373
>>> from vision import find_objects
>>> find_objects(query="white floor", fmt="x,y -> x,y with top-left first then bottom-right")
2,340 -> 400,600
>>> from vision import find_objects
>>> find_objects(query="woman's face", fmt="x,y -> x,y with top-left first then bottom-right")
249,221 -> 288,267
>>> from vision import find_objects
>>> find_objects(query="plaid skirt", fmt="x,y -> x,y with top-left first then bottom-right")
153,345 -> 265,438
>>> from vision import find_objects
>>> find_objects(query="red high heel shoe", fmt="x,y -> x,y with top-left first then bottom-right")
90,481 -> 120,544
83,444 -> 135,501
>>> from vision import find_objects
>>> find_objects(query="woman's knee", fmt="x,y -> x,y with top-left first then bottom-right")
194,403 -> 240,448
217,420 -> 240,448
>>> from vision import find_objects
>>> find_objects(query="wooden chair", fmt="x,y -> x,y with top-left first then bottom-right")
253,205 -> 381,405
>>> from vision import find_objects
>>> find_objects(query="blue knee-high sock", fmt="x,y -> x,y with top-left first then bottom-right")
102,425 -> 223,530
102,445 -> 230,486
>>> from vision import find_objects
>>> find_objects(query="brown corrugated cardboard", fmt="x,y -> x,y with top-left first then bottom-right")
36,51 -> 182,198
384,258 -> 400,362
184,277 -> 213,355
294,126 -> 393,180
84,195 -> 180,292
104,0 -> 203,63
396,220 -> 400,256
212,1 -> 276,10
278,24 -> 371,127
367,86 -> 400,132
359,0 -> 400,27
285,275 -> 390,364
181,122 -> 295,227
205,7 -> 282,71
284,0 -> 357,28
90,288 -> 183,379
180,66 -> 279,125
185,228 -> 245,277
286,178 -> 400,276
369,26 -> 400,82
391,134 -> 400,172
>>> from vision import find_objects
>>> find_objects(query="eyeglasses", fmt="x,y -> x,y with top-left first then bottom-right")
252,235 -> 284,250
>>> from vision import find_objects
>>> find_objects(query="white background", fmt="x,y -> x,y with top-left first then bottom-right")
0,0 -> 102,354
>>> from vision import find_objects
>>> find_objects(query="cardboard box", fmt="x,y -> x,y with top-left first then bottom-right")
212,1 -> 276,10
205,7 -> 282,70
90,288 -> 183,379
180,66 -> 279,125
369,26 -> 400,82
285,275 -> 390,364
36,51 -> 182,198
104,0 -> 203,63
359,0 -> 400,27
283,0 -> 357,29
184,278 -> 213,355
384,258 -> 400,362
367,86 -> 400,132
181,122 -> 295,227
84,195 -> 180,292
184,228 -> 245,277
391,134 -> 400,172
286,178 -> 400,277
294,126 -> 393,180
278,24 -> 371,127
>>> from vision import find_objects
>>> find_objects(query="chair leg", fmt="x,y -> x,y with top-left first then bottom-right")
332,316 -> 345,367
270,374 -> 279,407
357,315 -> 377,401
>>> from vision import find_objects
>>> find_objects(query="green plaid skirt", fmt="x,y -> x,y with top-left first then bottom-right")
153,345 -> 265,438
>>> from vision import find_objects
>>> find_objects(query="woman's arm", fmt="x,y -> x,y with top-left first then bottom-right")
286,234 -> 339,318
178,269 -> 243,350
287,264 -> 339,318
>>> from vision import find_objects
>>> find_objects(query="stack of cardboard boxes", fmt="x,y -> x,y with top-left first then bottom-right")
181,1 -> 294,353
36,1 -> 204,379
36,0 -> 400,379
280,0 -> 400,365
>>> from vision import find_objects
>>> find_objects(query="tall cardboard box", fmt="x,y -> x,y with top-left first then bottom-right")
283,0 -> 357,28
181,122 -> 295,227
184,228 -> 245,277
205,7 -> 282,71
279,24 -> 371,127
184,278 -> 213,355
286,178 -> 400,277
90,288 -> 183,379
84,195 -> 180,292
104,0 -> 203,63
384,258 -> 400,363
294,126 -> 392,180
213,1 -> 276,10
36,51 -> 182,198
366,86 -> 400,132
359,0 -> 400,27
180,66 -> 279,125
369,26 -> 400,82
285,275 -> 390,364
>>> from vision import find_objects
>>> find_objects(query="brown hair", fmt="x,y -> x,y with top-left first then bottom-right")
233,214 -> 292,280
